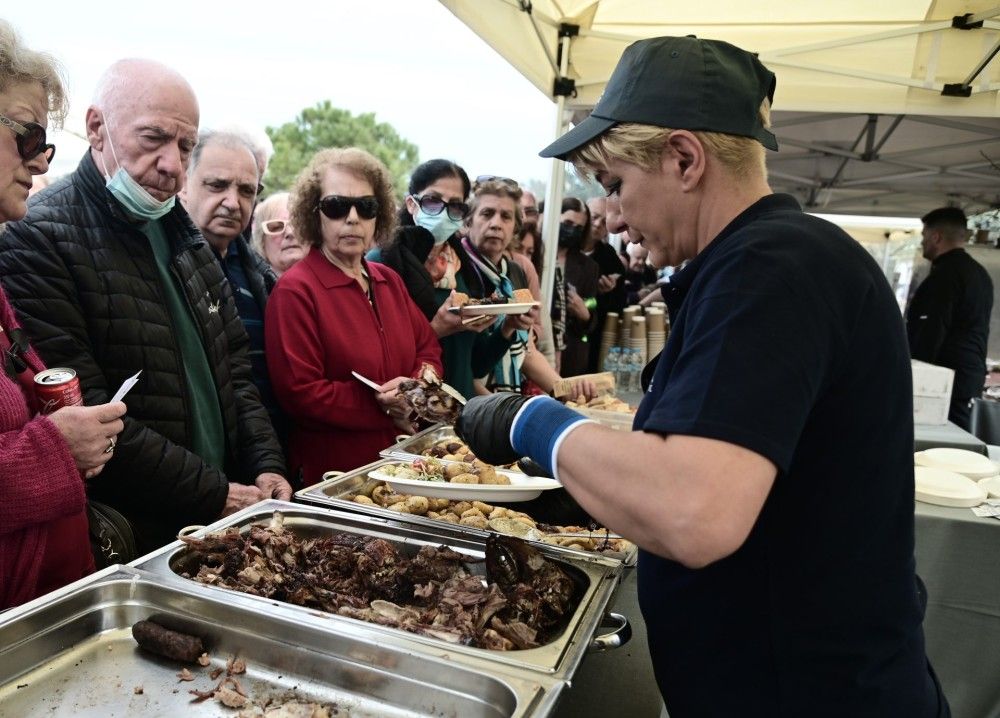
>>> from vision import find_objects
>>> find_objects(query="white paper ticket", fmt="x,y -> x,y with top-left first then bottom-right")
110,371 -> 142,404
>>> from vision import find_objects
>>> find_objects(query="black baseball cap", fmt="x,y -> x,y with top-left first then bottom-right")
540,35 -> 778,160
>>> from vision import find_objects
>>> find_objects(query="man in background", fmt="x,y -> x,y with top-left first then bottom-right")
585,195 -> 626,370
181,129 -> 287,456
907,206 -> 992,429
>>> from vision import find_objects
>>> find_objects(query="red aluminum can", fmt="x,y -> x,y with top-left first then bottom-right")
34,367 -> 83,414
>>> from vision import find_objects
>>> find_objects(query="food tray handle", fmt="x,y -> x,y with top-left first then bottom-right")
588,612 -> 631,652
394,434 -> 410,443
321,470 -> 345,481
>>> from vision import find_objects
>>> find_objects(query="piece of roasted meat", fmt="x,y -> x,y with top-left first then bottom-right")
178,512 -> 577,650
396,365 -> 461,424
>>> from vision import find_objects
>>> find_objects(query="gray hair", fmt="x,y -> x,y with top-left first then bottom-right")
0,20 -> 69,125
218,123 -> 273,177
187,129 -> 259,181
250,192 -> 289,255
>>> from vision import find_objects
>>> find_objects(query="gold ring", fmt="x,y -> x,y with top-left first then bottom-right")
104,436 -> 116,454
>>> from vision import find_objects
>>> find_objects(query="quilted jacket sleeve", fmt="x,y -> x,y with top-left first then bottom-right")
0,216 -> 231,524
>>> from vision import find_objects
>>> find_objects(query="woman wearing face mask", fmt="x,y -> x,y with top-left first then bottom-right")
553,197 -> 600,377
372,159 -> 518,399
0,21 -> 127,608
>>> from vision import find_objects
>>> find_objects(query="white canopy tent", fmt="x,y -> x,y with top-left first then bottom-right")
439,0 -> 1000,308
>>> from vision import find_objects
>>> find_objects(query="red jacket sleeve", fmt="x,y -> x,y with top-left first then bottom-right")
0,415 -> 83,535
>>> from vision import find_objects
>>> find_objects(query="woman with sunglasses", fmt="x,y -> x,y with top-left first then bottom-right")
250,192 -> 309,276
371,159 -> 521,400
0,21 -> 127,608
264,148 -> 442,484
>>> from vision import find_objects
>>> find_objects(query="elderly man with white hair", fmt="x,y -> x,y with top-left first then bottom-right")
0,59 -> 290,555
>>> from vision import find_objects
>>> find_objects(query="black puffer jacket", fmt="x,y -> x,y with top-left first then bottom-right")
0,153 -> 285,548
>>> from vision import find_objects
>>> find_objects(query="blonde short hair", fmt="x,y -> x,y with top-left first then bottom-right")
0,20 -> 69,125
250,192 -> 289,255
572,100 -> 771,182
289,148 -> 396,249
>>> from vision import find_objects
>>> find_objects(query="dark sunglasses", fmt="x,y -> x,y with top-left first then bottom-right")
411,193 -> 469,221
2,328 -> 30,378
474,175 -> 519,191
0,114 -> 55,162
317,195 -> 379,220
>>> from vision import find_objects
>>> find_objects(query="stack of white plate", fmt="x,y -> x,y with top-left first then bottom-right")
914,466 -> 988,507
914,447 -> 997,505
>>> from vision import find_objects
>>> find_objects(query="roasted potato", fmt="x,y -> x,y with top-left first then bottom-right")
459,515 -> 488,529
353,495 -> 375,505
451,473 -> 480,484
404,496 -> 430,515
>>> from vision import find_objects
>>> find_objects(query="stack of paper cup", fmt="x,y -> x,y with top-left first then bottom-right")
621,306 -> 641,346
629,315 -> 647,365
646,308 -> 667,359
599,312 -> 620,370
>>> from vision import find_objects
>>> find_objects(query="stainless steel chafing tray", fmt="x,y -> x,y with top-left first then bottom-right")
296,458 -> 638,566
0,565 -> 551,717
132,501 -> 629,697
381,423 -> 475,463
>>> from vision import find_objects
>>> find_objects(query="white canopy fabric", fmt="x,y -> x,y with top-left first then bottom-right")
441,0 -> 1000,313
440,0 -> 1000,215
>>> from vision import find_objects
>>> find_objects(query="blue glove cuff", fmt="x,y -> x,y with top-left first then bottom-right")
510,396 -> 594,479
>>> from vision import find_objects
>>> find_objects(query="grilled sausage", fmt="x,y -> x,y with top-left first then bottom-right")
132,620 -> 204,663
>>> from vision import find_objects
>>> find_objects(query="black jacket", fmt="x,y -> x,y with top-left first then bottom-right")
0,153 -> 285,548
907,247 -> 993,400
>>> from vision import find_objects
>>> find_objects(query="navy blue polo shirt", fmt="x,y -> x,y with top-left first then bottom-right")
634,194 -> 946,717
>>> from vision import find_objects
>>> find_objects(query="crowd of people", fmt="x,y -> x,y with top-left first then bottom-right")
0,21 -> 615,606
2,18 -> 981,718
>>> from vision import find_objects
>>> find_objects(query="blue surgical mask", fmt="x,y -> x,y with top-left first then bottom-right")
414,205 -> 462,246
99,120 -> 175,221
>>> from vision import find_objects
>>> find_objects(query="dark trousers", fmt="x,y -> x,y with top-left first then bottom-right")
948,396 -> 973,431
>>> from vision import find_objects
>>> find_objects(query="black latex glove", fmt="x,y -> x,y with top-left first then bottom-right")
455,392 -> 528,466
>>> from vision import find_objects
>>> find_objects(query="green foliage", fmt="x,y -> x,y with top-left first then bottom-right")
264,101 -> 419,197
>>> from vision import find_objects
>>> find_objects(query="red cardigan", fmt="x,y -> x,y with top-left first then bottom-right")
0,288 -> 92,609
265,252 -> 442,484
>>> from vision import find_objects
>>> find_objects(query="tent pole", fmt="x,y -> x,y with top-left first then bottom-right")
539,32 -> 572,367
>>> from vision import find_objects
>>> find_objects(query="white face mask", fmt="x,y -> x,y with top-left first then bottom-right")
99,118 -> 175,221
414,204 -> 462,246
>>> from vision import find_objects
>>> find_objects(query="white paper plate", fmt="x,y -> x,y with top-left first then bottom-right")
368,467 -> 560,502
914,466 -> 988,507
447,302 -> 538,316
979,475 -> 1000,499
914,448 -> 1000,479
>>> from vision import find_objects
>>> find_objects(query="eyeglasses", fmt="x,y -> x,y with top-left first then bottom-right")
474,175 -> 519,191
2,328 -> 29,378
262,219 -> 293,235
317,195 -> 379,220
522,206 -> 539,218
0,115 -> 55,163
411,194 -> 469,221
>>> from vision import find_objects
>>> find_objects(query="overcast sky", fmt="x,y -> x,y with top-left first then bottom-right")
4,1 -> 559,185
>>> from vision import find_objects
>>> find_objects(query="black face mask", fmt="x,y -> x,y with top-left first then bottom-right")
558,222 -> 584,249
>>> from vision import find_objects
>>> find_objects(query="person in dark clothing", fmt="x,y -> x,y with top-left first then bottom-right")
907,206 -> 993,430
555,197 -> 600,377
454,36 -> 948,718
584,196 -> 627,371
180,129 -> 289,463
0,59 -> 290,553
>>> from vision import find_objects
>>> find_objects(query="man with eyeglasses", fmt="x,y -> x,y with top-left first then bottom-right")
0,59 -> 291,555
180,129 -> 288,456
